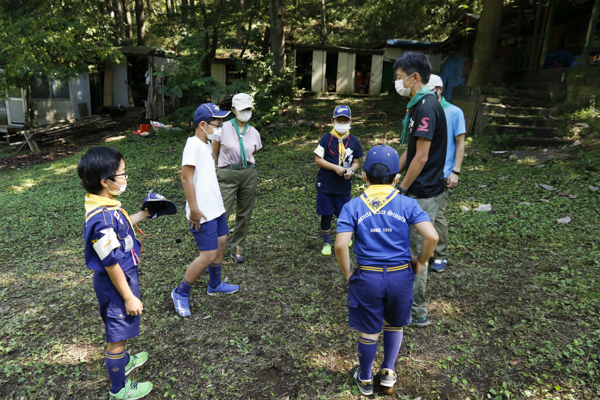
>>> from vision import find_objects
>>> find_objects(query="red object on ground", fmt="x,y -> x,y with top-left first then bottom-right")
140,124 -> 151,133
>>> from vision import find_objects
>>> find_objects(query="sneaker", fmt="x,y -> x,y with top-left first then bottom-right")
431,259 -> 447,273
377,368 -> 397,395
109,378 -> 153,399
171,289 -> 190,317
351,365 -> 373,396
409,316 -> 430,327
207,281 -> 239,295
125,352 -> 149,376
230,253 -> 246,263
321,243 -> 332,256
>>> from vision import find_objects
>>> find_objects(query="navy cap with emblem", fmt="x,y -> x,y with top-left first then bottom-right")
193,103 -> 231,125
332,105 -> 351,119
364,145 -> 400,175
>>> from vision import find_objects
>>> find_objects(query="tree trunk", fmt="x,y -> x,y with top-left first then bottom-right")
320,0 -> 326,44
113,0 -> 125,39
135,0 -> 146,45
189,0 -> 194,14
146,0 -> 158,17
123,0 -> 133,39
466,0 -> 504,87
236,0 -> 244,40
262,25 -> 270,56
165,0 -> 170,14
198,0 -> 211,76
99,0 -> 105,15
269,0 -> 285,76
182,0 -> 188,23
170,0 -> 176,14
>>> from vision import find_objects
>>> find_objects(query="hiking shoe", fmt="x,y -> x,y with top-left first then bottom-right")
409,316 -> 430,327
207,281 -> 239,295
125,352 -> 149,376
109,378 -> 153,399
377,368 -> 397,395
321,243 -> 332,256
171,289 -> 190,317
230,253 -> 246,263
431,259 -> 446,272
351,365 -> 373,396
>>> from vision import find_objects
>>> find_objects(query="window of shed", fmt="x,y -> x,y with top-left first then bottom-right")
30,76 -> 70,99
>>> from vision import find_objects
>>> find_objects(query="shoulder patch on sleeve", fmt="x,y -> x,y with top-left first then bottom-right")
314,144 -> 325,158
93,228 -> 120,261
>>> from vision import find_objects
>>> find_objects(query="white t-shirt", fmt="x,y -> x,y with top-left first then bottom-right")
181,136 -> 225,223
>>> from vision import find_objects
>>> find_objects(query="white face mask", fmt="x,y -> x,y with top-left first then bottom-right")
107,180 -> 127,195
204,125 -> 222,141
236,110 -> 252,123
334,123 -> 351,134
395,74 -> 415,97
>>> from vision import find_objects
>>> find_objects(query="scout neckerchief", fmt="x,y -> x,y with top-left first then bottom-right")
232,118 -> 249,168
360,185 -> 399,213
330,128 -> 350,166
440,96 -> 451,110
84,193 -> 146,260
401,85 -> 431,146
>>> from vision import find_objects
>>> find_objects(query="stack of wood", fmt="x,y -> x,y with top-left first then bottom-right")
9,115 -> 119,152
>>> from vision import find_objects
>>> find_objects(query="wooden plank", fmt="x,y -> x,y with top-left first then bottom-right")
104,69 -> 114,107
452,99 -> 478,135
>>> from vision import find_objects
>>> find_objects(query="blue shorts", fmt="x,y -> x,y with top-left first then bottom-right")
94,266 -> 140,343
190,213 -> 229,251
316,191 -> 351,217
347,265 -> 414,334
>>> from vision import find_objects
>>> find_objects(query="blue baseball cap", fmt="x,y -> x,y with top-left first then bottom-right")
332,105 -> 351,119
193,103 -> 230,125
364,145 -> 400,175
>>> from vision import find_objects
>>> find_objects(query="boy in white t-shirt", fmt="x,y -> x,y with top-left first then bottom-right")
171,103 -> 240,318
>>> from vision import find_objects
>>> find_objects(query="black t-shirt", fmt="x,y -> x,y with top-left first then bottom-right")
405,93 -> 447,198
315,133 -> 364,195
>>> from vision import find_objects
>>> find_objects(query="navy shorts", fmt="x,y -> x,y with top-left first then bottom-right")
190,213 -> 229,251
347,265 -> 415,334
316,191 -> 351,217
94,266 -> 141,343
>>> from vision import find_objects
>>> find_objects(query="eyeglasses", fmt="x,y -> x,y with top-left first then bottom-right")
111,172 -> 128,180
208,122 -> 223,129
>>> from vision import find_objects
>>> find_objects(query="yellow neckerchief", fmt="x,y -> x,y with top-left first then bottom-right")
84,193 -> 137,240
331,128 -> 350,166
360,185 -> 399,213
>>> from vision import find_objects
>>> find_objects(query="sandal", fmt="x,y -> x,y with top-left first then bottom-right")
230,253 -> 246,263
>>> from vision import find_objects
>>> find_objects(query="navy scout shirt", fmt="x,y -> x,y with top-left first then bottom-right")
314,132 -> 363,195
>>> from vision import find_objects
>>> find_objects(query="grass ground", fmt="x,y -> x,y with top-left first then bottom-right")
1,94 -> 599,400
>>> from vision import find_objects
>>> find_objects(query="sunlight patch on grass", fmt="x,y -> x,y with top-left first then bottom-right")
43,164 -> 77,174
104,135 -> 127,143
7,179 -> 36,193
430,299 -> 463,319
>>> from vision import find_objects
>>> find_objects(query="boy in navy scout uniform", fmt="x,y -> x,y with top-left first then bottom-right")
80,146 -> 175,399
335,145 -> 439,396
314,105 -> 364,256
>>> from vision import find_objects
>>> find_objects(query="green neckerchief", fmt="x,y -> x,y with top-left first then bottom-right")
231,118 -> 249,167
401,86 -> 431,146
440,96 -> 451,110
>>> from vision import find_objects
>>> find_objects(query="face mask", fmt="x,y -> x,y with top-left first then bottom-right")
334,123 -> 351,134
395,74 -> 415,97
203,125 -> 222,141
236,110 -> 252,122
107,180 -> 127,195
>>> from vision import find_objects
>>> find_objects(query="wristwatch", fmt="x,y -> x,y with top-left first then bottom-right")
398,187 -> 408,196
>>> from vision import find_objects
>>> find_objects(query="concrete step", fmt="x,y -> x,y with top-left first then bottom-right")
483,96 -> 554,107
490,88 -> 551,100
488,124 -> 569,138
516,137 -> 574,147
484,103 -> 559,116
485,113 -> 565,128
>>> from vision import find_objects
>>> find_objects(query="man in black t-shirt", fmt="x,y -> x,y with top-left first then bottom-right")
394,52 -> 447,328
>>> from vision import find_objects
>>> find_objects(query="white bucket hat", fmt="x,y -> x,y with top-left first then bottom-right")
232,93 -> 254,110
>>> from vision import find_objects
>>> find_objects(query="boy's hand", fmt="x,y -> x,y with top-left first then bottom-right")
344,168 -> 353,179
124,296 -> 143,316
335,165 -> 347,176
189,208 -> 207,230
410,257 -> 425,276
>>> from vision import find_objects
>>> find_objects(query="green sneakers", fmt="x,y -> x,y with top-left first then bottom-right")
125,352 -> 149,376
321,243 -> 332,256
109,378 -> 153,399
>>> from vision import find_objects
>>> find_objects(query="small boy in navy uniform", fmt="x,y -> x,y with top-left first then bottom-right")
335,145 -> 438,395
79,146 -> 161,399
314,105 -> 364,256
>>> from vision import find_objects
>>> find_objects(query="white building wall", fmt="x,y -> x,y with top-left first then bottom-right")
369,55 -> 384,95
311,50 -> 327,93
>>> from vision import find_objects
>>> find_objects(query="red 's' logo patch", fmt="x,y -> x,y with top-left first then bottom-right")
417,117 -> 430,132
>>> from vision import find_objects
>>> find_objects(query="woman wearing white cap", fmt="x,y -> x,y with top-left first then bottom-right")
212,93 -> 262,263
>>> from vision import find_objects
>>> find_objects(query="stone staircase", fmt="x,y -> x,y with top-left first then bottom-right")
454,86 -> 573,147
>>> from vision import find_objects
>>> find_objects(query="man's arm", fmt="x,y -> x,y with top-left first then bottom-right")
399,150 -> 408,173
211,140 -> 221,169
399,137 -> 431,189
447,134 -> 465,188
181,165 -> 207,229
411,221 -> 439,275
334,231 -> 354,281
315,155 -> 347,176
105,263 -> 143,316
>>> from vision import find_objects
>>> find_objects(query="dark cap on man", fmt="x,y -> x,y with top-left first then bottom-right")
364,145 -> 400,175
